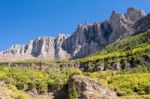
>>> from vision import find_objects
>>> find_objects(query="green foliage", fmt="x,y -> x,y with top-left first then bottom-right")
78,29 -> 150,70
84,65 -> 150,96
0,84 -> 29,99
108,73 -> 150,95
120,64 -> 150,74
120,94 -> 150,99
69,83 -> 78,99
0,66 -> 82,94
0,29 -> 149,98
15,95 -> 25,99
84,70 -> 116,86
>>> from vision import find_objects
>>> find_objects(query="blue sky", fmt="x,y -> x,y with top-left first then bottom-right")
0,0 -> 150,51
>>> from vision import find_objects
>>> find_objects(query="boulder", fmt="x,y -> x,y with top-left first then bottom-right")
93,66 -> 104,72
68,75 -> 118,99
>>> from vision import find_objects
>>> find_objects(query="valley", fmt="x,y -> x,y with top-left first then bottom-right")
0,7 -> 150,99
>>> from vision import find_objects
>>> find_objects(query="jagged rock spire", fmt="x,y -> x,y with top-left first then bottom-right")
126,7 -> 145,22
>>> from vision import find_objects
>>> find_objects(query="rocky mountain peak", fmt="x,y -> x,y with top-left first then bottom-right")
77,23 -> 93,32
0,8 -> 149,61
111,10 -> 121,18
56,33 -> 70,40
109,10 -> 125,26
109,8 -> 145,24
126,7 -> 145,22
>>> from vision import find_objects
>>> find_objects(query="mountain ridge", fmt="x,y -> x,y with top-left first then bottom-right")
0,7 -> 149,61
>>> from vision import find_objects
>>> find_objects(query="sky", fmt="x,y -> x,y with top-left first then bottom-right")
0,0 -> 150,51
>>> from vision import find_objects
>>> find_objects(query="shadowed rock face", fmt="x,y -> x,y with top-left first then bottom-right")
0,8 -> 149,61
134,13 -> 150,33
68,75 -> 118,99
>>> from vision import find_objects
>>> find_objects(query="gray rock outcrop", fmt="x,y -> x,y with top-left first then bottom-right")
134,13 -> 150,33
68,75 -> 118,99
0,34 -> 70,61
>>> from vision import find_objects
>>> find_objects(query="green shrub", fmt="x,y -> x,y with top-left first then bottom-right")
15,95 -> 25,99
108,73 -> 150,95
0,66 -> 82,94
69,83 -> 78,99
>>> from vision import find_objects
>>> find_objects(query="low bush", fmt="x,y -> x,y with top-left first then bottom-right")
0,66 -> 82,94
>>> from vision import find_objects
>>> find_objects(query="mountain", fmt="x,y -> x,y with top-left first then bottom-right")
0,7 -> 149,61
62,8 -> 146,58
0,34 -> 71,61
0,7 -> 150,99
78,28 -> 150,72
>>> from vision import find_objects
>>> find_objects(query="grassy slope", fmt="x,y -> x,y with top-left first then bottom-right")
84,65 -> 150,98
0,84 -> 54,99
0,65 -> 82,99
81,29 -> 150,98
79,29 -> 150,63
1,65 -> 150,99
0,84 -> 30,99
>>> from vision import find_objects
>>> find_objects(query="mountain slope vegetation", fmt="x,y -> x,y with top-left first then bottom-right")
0,9 -> 150,99
80,29 -> 150,61
0,29 -> 149,99
78,29 -> 150,72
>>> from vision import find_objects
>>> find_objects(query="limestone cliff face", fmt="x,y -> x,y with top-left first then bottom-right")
0,8 -> 149,61
62,7 -> 146,58
0,34 -> 70,61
